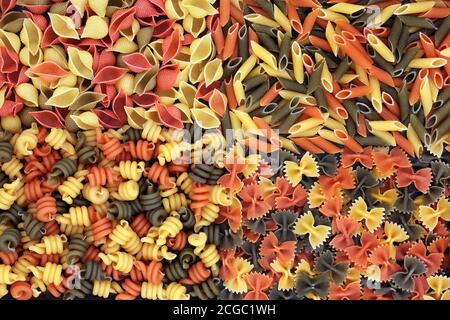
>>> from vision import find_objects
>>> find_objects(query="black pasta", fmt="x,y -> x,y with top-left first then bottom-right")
22,213 -> 45,241
295,272 -> 330,300
63,280 -> 93,300
179,207 -> 195,229
0,131 -> 13,163
314,250 -> 349,286
146,208 -> 168,227
75,132 -> 98,164
140,184 -> 162,213
66,234 -> 89,265
81,260 -> 105,281
48,158 -> 77,184
0,203 -> 24,226
190,278 -> 221,300
108,200 -> 141,220
0,171 -> 8,188
0,227 -> 21,252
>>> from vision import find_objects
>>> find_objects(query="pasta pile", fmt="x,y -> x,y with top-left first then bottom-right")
0,0 -> 449,301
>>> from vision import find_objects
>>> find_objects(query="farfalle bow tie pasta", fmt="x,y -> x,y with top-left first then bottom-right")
0,0 -> 449,301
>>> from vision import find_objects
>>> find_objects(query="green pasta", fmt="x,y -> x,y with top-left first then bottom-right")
354,135 -> 390,147
255,0 -> 274,18
238,25 -> 249,62
435,15 -> 450,46
398,82 -> 411,124
270,97 -> 300,124
426,100 -> 450,128
398,16 -> 436,29
306,59 -> 325,95
410,114 -> 428,144
388,18 -> 403,52
278,32 -> 291,70
243,75 -> 269,92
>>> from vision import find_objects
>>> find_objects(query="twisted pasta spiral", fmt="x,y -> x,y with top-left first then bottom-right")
209,185 -> 232,206
188,232 -> 220,272
57,176 -> 84,204
157,141 -> 184,165
0,264 -> 23,284
1,157 -> 23,179
82,185 -> 109,205
45,128 -> 75,154
138,243 -> 177,261
166,282 -> 189,300
176,172 -> 193,194
162,192 -> 188,213
93,280 -> 121,298
0,179 -> 21,210
109,220 -> 134,247
29,235 -> 67,255
29,262 -> 63,285
111,180 -> 139,201
14,123 -> 39,158
194,203 -> 220,231
141,119 -> 162,143
157,215 -> 183,245
56,206 -> 91,227
99,252 -> 134,273
115,160 -> 145,181
141,282 -> 165,300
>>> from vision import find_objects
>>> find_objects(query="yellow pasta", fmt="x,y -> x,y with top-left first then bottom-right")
244,14 -> 280,28
250,40 -> 278,70
284,152 -> 320,186
368,121 -> 407,132
318,8 -> 349,22
234,55 -> 258,82
278,90 -> 315,105
328,3 -> 365,14
289,117 -> 326,136
321,60 -> 333,93
48,13 -> 79,39
408,57 -> 447,69
14,123 -> 39,158
46,86 -> 80,108
367,34 -> 395,63
368,75 -> 382,113
291,42 -> 304,83
81,16 -> 108,39
273,5 -> 292,37
349,197 -> 384,233
190,33 -> 213,64
325,22 -> 339,56
420,76 -> 433,116
394,1 -> 436,15
203,58 -> 223,87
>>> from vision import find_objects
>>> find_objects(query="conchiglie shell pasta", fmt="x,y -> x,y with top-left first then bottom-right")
15,83 -> 39,107
191,108 -> 221,129
20,19 -> 42,56
181,0 -> 218,18
190,34 -> 213,64
70,112 -> 100,130
46,86 -> 80,108
67,47 -> 94,80
48,13 -> 80,39
88,0 -> 108,17
81,16 -> 109,39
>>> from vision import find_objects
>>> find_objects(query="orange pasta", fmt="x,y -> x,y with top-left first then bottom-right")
335,85 -> 372,99
291,137 -> 325,153
308,136 -> 343,154
333,34 -> 373,69
334,129 -> 364,153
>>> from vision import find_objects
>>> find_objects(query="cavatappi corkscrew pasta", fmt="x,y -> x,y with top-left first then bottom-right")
0,0 -> 448,301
